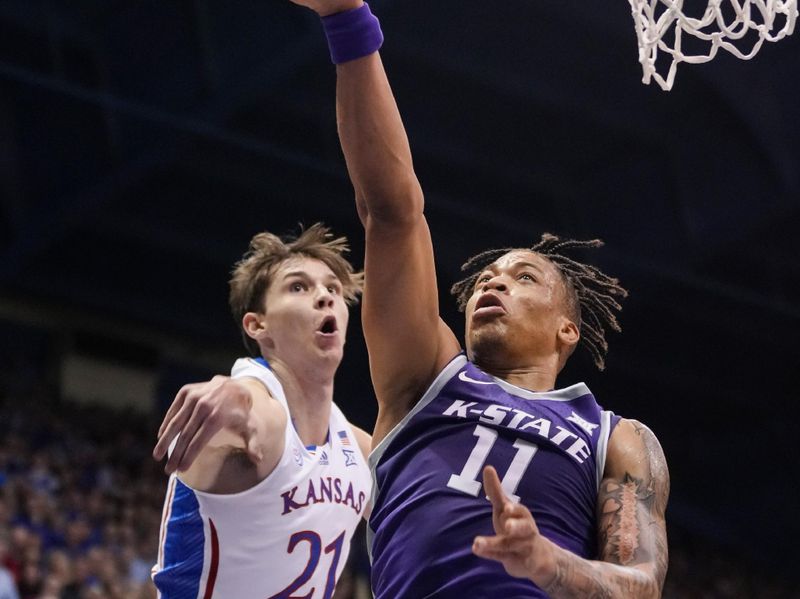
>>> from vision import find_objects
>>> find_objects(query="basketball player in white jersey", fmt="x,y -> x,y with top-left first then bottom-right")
151,224 -> 371,599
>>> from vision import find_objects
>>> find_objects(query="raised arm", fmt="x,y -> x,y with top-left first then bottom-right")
474,419 -> 669,598
339,49 -> 460,419
295,1 -> 460,432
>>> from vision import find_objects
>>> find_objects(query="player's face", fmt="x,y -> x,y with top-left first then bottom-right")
464,250 -> 572,367
260,257 -> 349,369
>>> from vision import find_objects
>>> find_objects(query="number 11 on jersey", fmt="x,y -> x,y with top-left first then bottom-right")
447,424 -> 538,502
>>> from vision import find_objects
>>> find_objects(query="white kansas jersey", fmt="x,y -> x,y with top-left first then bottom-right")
152,357 -> 371,599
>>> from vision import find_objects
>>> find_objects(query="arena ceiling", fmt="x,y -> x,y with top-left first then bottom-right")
1,0 -> 798,570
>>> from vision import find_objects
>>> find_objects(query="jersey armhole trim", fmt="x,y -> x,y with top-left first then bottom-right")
595,410 -> 614,490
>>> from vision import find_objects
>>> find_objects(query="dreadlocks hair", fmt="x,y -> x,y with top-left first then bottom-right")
450,233 -> 628,371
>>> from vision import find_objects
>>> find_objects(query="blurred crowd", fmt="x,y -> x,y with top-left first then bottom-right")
663,527 -> 797,598
0,396 -> 162,599
0,389 -> 795,599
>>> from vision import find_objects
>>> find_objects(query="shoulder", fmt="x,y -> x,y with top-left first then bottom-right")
608,418 -> 661,446
231,358 -> 281,395
604,419 -> 669,496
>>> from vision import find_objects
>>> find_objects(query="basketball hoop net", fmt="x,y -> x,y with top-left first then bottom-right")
629,0 -> 798,90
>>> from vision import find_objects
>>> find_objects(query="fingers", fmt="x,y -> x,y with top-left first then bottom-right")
493,510 -> 536,539
472,531 -> 531,560
157,384 -> 189,439
483,464 -> 508,507
483,464 -> 514,532
491,501 -> 536,542
153,384 -> 195,460
154,374 -> 263,476
472,507 -> 536,562
164,395 -> 216,474
246,433 -> 264,465
156,409 -> 173,441
177,389 -> 253,470
164,396 -> 222,474
176,412 -> 227,472
480,464 -> 539,546
153,377 -> 230,463
158,378 -> 254,473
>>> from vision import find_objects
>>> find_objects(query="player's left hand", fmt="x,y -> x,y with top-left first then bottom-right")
472,465 -> 557,584
153,376 -> 263,474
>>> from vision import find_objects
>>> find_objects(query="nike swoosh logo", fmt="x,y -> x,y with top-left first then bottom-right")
458,371 -> 496,385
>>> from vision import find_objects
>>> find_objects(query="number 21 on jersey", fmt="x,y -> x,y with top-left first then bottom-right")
268,530 -> 345,599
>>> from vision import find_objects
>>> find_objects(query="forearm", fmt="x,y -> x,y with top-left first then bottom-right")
474,465 -> 664,599
336,52 -> 423,223
541,543 -> 660,599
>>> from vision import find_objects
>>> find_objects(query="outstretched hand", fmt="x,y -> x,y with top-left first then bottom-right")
472,466 -> 556,584
289,0 -> 363,17
152,376 -> 263,474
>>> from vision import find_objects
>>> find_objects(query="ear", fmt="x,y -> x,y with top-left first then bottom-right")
557,318 -> 580,351
242,312 -> 273,349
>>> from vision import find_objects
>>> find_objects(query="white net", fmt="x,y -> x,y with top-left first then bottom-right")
629,0 -> 798,90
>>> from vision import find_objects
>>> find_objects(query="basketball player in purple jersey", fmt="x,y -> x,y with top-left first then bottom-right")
291,1 -> 670,597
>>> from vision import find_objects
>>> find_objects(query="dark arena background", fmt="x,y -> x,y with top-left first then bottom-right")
1,1 -> 799,597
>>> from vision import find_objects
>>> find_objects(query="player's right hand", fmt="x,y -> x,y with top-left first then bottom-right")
289,0 -> 363,17
472,466 -> 557,584
153,376 -> 263,474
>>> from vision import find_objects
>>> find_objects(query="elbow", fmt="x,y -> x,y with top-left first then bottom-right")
642,573 -> 663,599
360,176 -> 424,227
621,566 -> 662,599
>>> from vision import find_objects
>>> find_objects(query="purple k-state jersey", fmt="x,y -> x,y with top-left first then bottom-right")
368,354 -> 620,598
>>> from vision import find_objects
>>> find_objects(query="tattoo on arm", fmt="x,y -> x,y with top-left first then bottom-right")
597,422 -> 670,588
541,421 -> 669,599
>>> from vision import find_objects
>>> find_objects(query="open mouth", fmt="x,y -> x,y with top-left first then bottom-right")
318,316 -> 338,335
473,293 -> 506,317
475,293 -> 505,310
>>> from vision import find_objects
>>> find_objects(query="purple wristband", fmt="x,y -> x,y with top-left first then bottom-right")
321,3 -> 384,65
